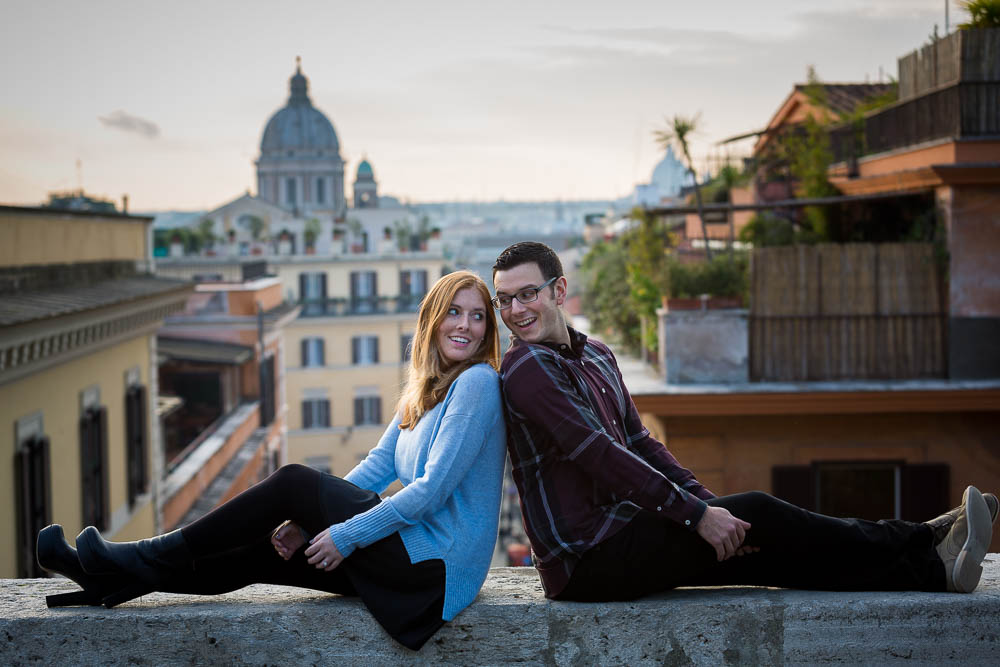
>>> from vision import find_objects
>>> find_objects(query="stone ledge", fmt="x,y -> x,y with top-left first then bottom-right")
3,558 -> 1000,665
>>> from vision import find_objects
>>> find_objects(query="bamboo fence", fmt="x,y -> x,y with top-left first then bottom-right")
749,243 -> 947,381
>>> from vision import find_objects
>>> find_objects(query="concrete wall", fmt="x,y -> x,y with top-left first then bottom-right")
0,209 -> 148,266
0,335 -> 156,577
657,307 -> 748,384
5,566 -> 1000,664
943,185 -> 1000,379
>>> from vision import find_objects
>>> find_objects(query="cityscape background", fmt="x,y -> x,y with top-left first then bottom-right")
2,0 -> 998,588
1,0 -> 953,208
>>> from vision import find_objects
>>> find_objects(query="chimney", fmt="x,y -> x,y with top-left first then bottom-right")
122,194 -> 129,214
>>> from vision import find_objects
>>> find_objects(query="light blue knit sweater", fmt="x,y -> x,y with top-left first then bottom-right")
328,363 -> 506,621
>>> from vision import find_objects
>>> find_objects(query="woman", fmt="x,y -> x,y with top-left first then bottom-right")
36,270 -> 506,650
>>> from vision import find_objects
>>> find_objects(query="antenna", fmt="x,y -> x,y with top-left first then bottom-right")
76,159 -> 83,193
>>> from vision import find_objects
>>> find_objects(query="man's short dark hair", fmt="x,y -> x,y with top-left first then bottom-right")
493,241 -> 563,280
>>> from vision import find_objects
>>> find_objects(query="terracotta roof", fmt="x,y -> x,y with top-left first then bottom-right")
794,83 -> 896,116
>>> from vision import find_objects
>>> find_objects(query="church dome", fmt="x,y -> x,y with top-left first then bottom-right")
650,146 -> 689,198
260,61 -> 340,156
356,160 -> 373,178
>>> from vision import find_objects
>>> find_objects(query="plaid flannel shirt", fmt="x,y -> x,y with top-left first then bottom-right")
500,327 -> 714,597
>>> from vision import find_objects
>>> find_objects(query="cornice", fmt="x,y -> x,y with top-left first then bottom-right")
632,387 -> 1000,417
0,286 -> 192,385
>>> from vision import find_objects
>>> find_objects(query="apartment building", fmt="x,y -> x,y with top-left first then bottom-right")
0,205 -> 192,578
156,251 -> 446,476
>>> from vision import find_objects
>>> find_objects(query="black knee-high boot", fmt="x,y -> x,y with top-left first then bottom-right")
35,524 -> 129,607
76,525 -> 193,608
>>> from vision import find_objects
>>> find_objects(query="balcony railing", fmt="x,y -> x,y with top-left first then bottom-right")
830,81 -> 1000,165
299,294 -> 424,317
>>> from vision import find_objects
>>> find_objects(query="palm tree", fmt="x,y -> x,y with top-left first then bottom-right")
655,114 -> 712,260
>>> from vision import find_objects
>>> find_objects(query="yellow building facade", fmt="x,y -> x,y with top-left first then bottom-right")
1,205 -> 192,578
155,252 -> 445,476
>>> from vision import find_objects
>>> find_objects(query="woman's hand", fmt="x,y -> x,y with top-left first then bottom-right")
304,528 -> 344,572
271,520 -> 307,560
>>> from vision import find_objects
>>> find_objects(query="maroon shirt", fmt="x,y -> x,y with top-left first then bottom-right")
500,327 -> 714,597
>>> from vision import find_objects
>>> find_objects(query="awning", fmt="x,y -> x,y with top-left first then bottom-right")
158,337 -> 253,365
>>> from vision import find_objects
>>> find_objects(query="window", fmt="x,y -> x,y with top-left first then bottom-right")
298,272 -> 328,316
400,334 -> 413,363
259,355 -> 276,427
352,336 -> 379,365
80,405 -> 110,531
354,396 -> 382,426
301,398 -> 331,429
301,337 -> 325,367
399,269 -> 428,312
125,385 -> 149,509
286,178 -> 297,205
772,461 -> 949,521
316,178 -> 325,204
350,271 -> 378,313
15,415 -> 50,578
305,455 -> 332,475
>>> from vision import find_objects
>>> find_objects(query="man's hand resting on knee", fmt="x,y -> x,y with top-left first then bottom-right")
696,506 -> 753,561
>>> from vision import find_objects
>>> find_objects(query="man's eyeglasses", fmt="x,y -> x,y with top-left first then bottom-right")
491,276 -> 559,310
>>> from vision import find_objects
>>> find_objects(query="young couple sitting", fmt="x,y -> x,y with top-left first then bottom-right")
38,243 -> 996,650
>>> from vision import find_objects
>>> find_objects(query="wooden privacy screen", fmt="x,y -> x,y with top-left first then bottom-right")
749,243 -> 947,381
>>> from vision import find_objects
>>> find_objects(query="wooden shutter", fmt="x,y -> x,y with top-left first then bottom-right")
373,397 -> 382,424
371,337 -> 379,363
900,463 -> 949,522
401,335 -> 412,362
320,400 -> 331,428
80,407 -> 110,531
126,385 -> 149,508
303,401 -> 313,429
354,398 -> 363,426
772,465 -> 815,511
299,273 -> 308,302
317,339 -> 325,366
259,356 -> 275,427
16,436 -> 51,578
301,339 -> 309,366
352,337 -> 360,364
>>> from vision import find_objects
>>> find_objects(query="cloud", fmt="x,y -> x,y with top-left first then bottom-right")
98,110 -> 160,139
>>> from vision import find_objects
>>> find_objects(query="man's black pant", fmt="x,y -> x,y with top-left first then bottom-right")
558,491 -> 946,601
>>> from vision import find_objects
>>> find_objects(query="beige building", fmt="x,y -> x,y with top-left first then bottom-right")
155,251 -> 446,476
0,205 -> 192,578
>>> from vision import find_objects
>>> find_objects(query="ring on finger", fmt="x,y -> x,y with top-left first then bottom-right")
321,560 -> 329,568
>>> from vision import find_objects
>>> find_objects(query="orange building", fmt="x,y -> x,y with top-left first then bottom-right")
638,28 -> 1000,549
156,267 -> 299,530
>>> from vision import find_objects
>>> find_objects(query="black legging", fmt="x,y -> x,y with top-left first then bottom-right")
559,491 -> 946,601
167,464 -> 371,596
136,464 -> 445,649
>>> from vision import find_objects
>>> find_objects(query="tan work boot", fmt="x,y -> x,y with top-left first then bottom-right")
927,491 -> 999,545
935,485 -> 993,593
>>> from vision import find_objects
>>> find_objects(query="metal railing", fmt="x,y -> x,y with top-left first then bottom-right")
298,294 -> 424,317
830,82 -> 1000,164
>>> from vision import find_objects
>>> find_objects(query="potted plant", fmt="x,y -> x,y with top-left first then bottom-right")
304,218 -> 321,254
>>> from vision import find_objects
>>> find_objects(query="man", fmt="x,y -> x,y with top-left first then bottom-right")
492,241 -> 995,601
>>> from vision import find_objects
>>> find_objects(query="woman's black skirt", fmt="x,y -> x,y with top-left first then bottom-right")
318,473 -> 446,650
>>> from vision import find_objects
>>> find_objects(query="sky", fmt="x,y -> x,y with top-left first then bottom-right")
0,0 -> 959,210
